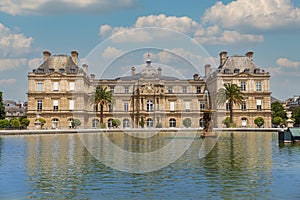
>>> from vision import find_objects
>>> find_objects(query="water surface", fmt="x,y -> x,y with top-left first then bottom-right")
0,132 -> 300,199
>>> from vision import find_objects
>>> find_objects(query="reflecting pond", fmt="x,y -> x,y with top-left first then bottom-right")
0,131 -> 300,199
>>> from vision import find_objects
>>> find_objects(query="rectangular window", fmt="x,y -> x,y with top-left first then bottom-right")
241,81 -> 246,91
110,86 -> 114,93
168,87 -> 173,93
183,86 -> 187,93
109,104 -> 113,112
53,100 -> 58,111
37,100 -> 42,111
69,100 -> 74,110
69,82 -> 75,91
53,82 -> 59,91
257,99 -> 262,111
185,101 -> 190,111
256,81 -> 261,91
124,86 -> 129,94
170,102 -> 175,111
241,101 -> 246,111
200,101 -> 205,110
124,102 -> 129,112
196,86 -> 201,94
37,82 -> 43,91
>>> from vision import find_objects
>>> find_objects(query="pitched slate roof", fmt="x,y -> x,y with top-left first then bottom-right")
35,55 -> 79,74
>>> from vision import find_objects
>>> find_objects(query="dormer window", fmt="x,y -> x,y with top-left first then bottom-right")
37,69 -> 44,73
244,68 -> 250,73
59,68 -> 65,73
49,68 -> 54,73
254,69 -> 260,74
224,68 -> 230,74
234,69 -> 240,73
70,68 -> 76,73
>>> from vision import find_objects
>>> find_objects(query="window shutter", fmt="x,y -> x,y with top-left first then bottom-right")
69,100 -> 74,110
53,100 -> 58,106
170,102 -> 175,111
256,99 -> 262,105
70,82 -> 75,91
53,82 -> 59,91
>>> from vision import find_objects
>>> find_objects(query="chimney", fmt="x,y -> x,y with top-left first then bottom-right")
205,64 -> 211,76
131,66 -> 136,76
158,67 -> 162,76
43,50 -> 51,61
82,64 -> 88,73
219,51 -> 227,66
71,50 -> 78,65
245,51 -> 254,61
193,74 -> 199,80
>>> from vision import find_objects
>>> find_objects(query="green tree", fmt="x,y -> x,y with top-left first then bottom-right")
183,118 -> 192,128
222,117 -> 231,128
0,91 -> 5,119
139,117 -> 145,128
71,118 -> 81,128
0,119 -> 9,129
271,102 -> 286,119
217,83 -> 244,123
254,117 -> 265,128
90,86 -> 113,125
39,118 -> 46,128
292,107 -> 300,127
272,116 -> 284,127
10,118 -> 20,129
20,116 -> 30,129
112,119 -> 121,128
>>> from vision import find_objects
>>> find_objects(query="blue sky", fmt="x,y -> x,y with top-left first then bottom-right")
0,0 -> 299,101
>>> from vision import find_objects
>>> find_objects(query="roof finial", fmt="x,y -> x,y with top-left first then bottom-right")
146,53 -> 151,66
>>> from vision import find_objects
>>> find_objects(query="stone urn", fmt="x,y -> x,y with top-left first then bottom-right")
286,111 -> 294,128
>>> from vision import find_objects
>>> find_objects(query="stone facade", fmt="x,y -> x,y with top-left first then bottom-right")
206,51 -> 272,128
27,50 -> 272,129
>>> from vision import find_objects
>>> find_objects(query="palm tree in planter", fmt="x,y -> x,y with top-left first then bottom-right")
217,83 -> 244,126
90,86 -> 113,126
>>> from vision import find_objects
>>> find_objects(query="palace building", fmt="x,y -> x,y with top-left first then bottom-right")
206,51 -> 272,128
27,50 -> 272,129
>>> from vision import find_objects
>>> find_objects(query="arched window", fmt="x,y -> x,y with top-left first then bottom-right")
92,119 -> 99,128
108,118 -> 113,128
146,118 -> 153,127
169,118 -> 176,128
146,100 -> 153,112
241,117 -> 247,127
123,119 -> 130,128
52,118 -> 59,129
199,118 -> 205,128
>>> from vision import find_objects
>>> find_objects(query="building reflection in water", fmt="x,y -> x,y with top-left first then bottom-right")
23,131 -> 274,199
78,130 -> 198,173
200,132 -> 273,199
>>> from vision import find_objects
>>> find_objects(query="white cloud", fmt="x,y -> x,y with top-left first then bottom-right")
0,0 -> 138,15
202,0 -> 300,31
195,29 -> 264,45
0,23 -> 33,57
276,57 -> 300,68
0,79 -> 16,85
135,14 -> 200,34
102,46 -> 125,60
28,58 -> 43,69
0,58 -> 27,71
99,14 -> 264,45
